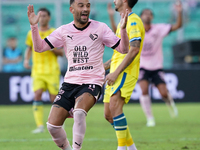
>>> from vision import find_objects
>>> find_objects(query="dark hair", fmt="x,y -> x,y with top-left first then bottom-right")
38,8 -> 51,16
140,8 -> 154,16
128,0 -> 138,8
8,37 -> 17,40
70,0 -> 75,6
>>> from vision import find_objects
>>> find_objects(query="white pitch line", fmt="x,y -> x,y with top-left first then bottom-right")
0,138 -> 200,143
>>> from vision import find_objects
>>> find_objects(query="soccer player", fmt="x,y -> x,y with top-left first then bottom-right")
24,8 -> 63,133
27,0 -> 130,149
103,0 -> 145,149
138,1 -> 183,127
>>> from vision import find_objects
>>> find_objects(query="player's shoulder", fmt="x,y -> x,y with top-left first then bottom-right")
153,23 -> 171,28
128,13 -> 143,26
55,21 -> 76,33
89,19 -> 108,28
129,13 -> 142,22
26,30 -> 32,39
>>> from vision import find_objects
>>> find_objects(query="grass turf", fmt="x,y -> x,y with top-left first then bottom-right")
0,103 -> 199,150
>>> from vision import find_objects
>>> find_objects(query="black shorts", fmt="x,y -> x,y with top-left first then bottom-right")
138,68 -> 166,86
53,82 -> 101,111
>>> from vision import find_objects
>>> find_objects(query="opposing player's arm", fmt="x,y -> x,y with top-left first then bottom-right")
105,40 -> 140,86
24,46 -> 32,69
107,3 -> 117,33
114,40 -> 140,74
170,0 -> 182,32
104,59 -> 111,71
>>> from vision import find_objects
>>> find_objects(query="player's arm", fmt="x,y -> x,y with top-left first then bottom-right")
3,49 -> 22,64
105,40 -> 140,86
170,0 -> 183,32
3,57 -> 11,64
107,3 -> 117,33
27,5 -> 52,53
104,59 -> 111,71
114,9 -> 129,54
24,46 -> 32,69
52,48 -> 64,56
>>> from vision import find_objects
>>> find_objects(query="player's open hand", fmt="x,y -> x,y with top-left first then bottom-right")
105,72 -> 118,86
175,0 -> 182,12
27,4 -> 41,25
107,3 -> 115,16
120,9 -> 128,29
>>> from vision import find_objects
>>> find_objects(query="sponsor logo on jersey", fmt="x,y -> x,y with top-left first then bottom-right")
131,22 -> 137,26
67,35 -> 73,40
89,34 -> 98,41
69,66 -> 93,72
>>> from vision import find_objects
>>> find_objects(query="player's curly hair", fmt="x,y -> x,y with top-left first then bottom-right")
37,8 -> 51,16
128,0 -> 138,8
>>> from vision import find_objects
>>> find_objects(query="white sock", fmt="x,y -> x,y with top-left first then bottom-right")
127,143 -> 137,150
72,109 -> 87,150
64,145 -> 72,150
139,95 -> 154,120
117,146 -> 126,150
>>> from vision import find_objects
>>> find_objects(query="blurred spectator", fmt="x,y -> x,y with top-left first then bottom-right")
2,37 -> 24,72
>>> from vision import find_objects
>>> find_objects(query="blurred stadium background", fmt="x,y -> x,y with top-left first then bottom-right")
0,0 -> 200,104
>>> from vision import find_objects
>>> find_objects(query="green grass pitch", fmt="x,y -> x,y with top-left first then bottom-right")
0,103 -> 199,150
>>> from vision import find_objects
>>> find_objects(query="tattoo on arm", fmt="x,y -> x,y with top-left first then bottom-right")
119,40 -> 141,73
104,59 -> 111,70
119,56 -> 136,74
130,40 -> 140,48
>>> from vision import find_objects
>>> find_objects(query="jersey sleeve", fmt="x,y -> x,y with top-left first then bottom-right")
25,31 -> 33,47
102,23 -> 120,49
128,21 -> 142,43
158,23 -> 172,37
45,26 -> 64,49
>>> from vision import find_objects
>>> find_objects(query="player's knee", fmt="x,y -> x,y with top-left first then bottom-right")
73,109 -> 87,124
141,88 -> 149,95
142,90 -> 148,95
47,122 -> 61,134
160,90 -> 168,98
104,114 -> 113,123
109,100 -> 118,112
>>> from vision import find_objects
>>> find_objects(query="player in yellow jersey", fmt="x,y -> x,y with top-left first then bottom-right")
24,8 -> 63,134
103,0 -> 145,149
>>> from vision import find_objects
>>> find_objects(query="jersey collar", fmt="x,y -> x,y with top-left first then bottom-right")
73,22 -> 91,31
128,12 -> 134,16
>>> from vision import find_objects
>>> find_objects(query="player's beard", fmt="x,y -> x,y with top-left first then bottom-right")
78,17 -> 89,24
77,14 -> 89,25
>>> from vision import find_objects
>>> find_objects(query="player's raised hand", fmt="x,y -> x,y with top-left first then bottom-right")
107,3 -> 115,16
175,0 -> 183,12
120,9 -> 128,29
27,4 -> 41,25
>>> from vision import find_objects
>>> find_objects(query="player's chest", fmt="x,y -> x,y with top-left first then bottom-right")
64,32 -> 100,47
145,28 -> 160,41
